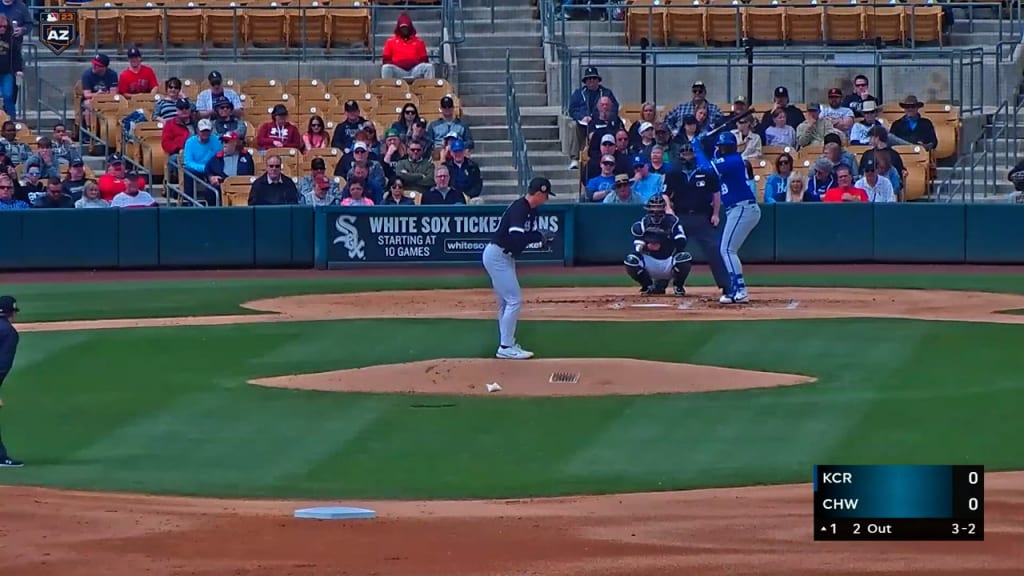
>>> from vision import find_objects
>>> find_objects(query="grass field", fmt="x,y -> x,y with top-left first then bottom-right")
1,271 -> 1022,500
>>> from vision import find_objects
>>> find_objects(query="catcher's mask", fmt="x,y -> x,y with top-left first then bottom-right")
645,195 -> 666,225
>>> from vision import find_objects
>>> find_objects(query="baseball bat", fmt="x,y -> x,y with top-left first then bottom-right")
700,108 -> 756,145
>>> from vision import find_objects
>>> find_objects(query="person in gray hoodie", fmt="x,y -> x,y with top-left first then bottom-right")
393,137 -> 435,194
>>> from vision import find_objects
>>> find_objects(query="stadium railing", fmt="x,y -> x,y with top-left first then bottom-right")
936,97 -> 1023,202
505,49 -> 534,194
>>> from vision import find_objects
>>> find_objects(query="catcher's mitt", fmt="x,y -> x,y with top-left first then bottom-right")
642,226 -> 667,252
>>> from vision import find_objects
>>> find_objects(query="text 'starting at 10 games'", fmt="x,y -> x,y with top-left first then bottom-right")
813,465 -> 984,541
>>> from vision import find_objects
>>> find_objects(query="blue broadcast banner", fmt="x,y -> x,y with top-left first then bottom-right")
313,205 -> 575,269
814,465 -> 953,519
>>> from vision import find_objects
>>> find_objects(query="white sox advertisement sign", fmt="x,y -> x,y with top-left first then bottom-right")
316,206 -> 573,268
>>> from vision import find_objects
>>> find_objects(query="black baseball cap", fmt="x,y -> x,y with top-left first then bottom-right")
0,295 -> 18,315
175,98 -> 190,110
70,158 -> 84,167
528,176 -> 554,196
344,99 -> 360,112
127,47 -> 142,58
774,86 -> 789,98
107,153 -> 124,165
208,71 -> 223,83
311,157 -> 326,171
440,95 -> 454,108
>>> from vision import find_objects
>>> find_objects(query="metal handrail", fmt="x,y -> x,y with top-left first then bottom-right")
505,49 -> 533,194
558,46 -> 986,115
441,0 -> 466,49
167,153 -> 221,207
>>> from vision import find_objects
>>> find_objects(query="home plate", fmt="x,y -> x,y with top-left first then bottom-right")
631,303 -> 672,308
294,506 -> 376,520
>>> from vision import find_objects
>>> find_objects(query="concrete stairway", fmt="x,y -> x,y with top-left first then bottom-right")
454,0 -> 577,202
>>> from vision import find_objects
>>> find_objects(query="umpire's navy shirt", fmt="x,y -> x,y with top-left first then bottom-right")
664,166 -> 719,215
492,197 -> 543,258
0,317 -> 18,382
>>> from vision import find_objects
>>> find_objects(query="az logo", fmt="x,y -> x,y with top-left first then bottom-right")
39,11 -> 77,55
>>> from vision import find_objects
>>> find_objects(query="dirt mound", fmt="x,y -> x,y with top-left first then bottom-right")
250,358 -> 816,397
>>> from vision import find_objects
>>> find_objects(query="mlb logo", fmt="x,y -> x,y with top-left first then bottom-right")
39,10 -> 78,56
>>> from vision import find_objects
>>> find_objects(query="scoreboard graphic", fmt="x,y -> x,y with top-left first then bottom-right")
39,10 -> 78,56
814,465 -> 984,541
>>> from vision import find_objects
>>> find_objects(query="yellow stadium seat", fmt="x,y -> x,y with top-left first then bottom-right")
665,5 -> 706,47
304,147 -> 343,167
824,6 -> 863,43
286,78 -> 327,100
246,8 -> 288,52
204,8 -> 246,49
745,7 -> 784,43
164,8 -> 203,48
287,7 -> 329,49
221,175 -> 256,206
625,0 -> 668,47
895,144 -> 930,201
326,3 -> 371,50
864,6 -> 904,46
787,7 -> 824,43
78,6 -> 120,54
373,84 -> 417,102
705,6 -> 742,46
907,5 -> 943,46
411,78 -> 454,96
122,8 -> 164,49
264,147 -> 301,175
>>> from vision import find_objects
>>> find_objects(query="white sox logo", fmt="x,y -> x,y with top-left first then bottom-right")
333,215 -> 366,260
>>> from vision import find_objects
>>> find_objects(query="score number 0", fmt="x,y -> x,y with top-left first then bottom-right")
953,470 -> 981,535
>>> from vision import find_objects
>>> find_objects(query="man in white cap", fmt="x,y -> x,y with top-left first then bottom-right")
182,118 -> 223,205
581,133 -> 630,186
630,121 -> 656,159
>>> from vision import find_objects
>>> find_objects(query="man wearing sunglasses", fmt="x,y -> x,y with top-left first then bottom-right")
394,138 -> 435,195
248,155 -> 298,206
212,96 -> 246,143
196,71 -> 244,119
664,81 -> 724,140
583,153 -> 618,203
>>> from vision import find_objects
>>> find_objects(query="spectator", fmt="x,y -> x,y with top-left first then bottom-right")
161,98 -> 195,182
664,81 -> 724,139
390,103 -> 421,142
630,121 -> 656,158
757,87 -> 805,140
0,120 -> 29,165
1009,158 -> 1024,192
302,173 -> 343,206
74,181 -> 108,208
18,163 -> 42,203
427,96 -> 474,150
32,177 -> 74,208
824,165 -> 868,202
586,96 -> 625,158
379,127 -> 406,183
196,70 -> 243,119
98,154 -> 145,202
336,141 -> 384,183
211,96 -> 246,143
80,54 -> 119,130
821,88 -> 855,133
444,139 -> 482,200
117,47 -> 158,99
805,157 -> 836,202
764,108 -> 796,147
361,123 -> 382,157
859,125 -> 907,186
248,155 -> 299,205
331,100 -> 368,153
0,14 -> 23,119
110,177 -> 157,208
850,100 -> 885,145
344,160 -> 385,203
409,117 -> 432,157
182,119 -> 222,205
420,165 -> 465,205
205,131 -> 254,189
724,97 -> 751,125
0,145 -> 19,200
24,137 -> 59,179
855,158 -> 896,203
62,158 -> 94,201
0,0 -> 29,38
394,138 -> 434,194
153,77 -> 191,121
340,179 -> 375,206
631,155 -> 664,202
0,173 -> 26,209
872,151 -> 902,200
257,104 -> 301,151
303,115 -> 329,150
581,133 -> 620,186
50,124 -> 81,165
733,116 -> 762,161
568,66 -> 618,170
613,129 -> 631,160
383,177 -> 414,205
796,103 -> 842,149
763,153 -> 795,204
648,144 -> 668,175
603,173 -> 643,204
890,95 -> 938,151
584,154 -> 617,202
693,105 -> 713,135
298,157 -> 332,198
674,115 -> 700,147
822,133 -> 859,178
381,13 -> 434,80
843,75 -> 878,118
627,101 -> 658,149
786,174 -> 808,203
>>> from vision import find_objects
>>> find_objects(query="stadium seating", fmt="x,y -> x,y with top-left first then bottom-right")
623,1 -> 945,47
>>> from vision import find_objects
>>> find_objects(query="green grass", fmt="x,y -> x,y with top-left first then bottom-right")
2,296 -> 1022,500
10,271 -> 1024,322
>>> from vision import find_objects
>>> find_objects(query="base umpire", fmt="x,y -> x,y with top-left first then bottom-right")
662,142 -> 732,297
0,295 -> 22,467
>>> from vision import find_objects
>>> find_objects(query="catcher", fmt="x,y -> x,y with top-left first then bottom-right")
624,195 -> 693,296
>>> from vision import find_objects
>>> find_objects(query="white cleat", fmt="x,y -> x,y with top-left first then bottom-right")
496,346 -> 533,360
719,293 -> 735,304
568,160 -> 579,170
732,290 -> 749,303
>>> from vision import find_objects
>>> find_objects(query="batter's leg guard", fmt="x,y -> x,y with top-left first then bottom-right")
672,251 -> 694,289
624,253 -> 652,289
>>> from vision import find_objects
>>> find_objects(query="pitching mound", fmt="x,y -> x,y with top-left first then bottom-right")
249,358 -> 816,397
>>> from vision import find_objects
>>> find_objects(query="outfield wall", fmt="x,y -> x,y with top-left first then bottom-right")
1,204 -> 1022,270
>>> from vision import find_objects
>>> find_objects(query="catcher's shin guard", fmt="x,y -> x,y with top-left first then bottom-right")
624,253 -> 652,288
672,251 -> 693,288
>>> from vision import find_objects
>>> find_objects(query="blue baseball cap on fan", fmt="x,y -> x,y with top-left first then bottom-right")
632,155 -> 646,168
450,139 -> 465,152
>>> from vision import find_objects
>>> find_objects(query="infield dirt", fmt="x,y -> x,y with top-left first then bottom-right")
5,285 -> 1023,574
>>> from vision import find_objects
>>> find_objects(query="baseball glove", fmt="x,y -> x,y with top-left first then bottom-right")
642,226 -> 666,252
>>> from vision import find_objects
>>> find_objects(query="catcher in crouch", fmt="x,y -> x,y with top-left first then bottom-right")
625,195 -> 693,296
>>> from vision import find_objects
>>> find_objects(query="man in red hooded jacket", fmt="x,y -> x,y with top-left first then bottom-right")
381,13 -> 434,80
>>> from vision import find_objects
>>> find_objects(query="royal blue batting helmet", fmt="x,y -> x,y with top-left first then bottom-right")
716,131 -> 737,147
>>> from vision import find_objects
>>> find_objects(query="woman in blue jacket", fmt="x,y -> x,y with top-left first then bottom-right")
763,153 -> 795,203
